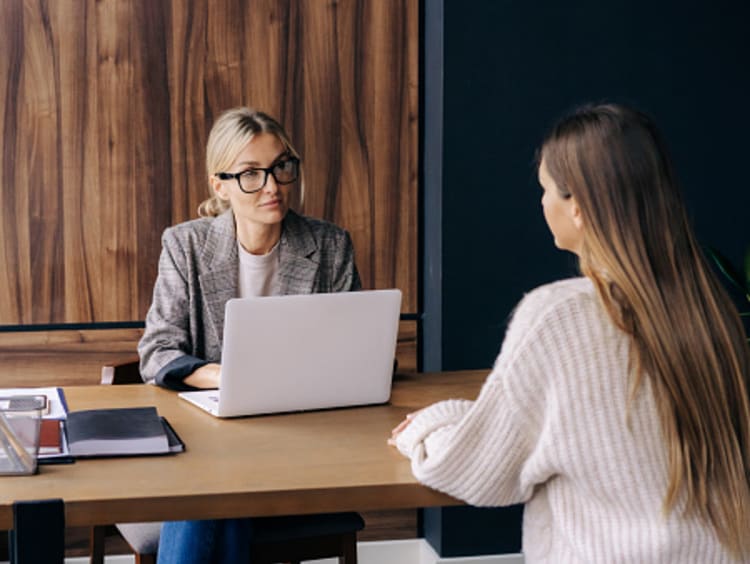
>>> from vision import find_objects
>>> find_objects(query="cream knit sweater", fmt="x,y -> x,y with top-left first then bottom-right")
395,278 -> 741,563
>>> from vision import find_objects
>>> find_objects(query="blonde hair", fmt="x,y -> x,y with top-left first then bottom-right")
541,104 -> 750,559
199,107 -> 302,217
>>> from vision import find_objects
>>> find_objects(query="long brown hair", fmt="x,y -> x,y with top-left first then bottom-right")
540,103 -> 750,558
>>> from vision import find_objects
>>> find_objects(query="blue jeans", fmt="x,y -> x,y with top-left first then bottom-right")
157,518 -> 253,564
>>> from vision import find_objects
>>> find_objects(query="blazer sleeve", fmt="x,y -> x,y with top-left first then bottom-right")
138,228 -> 207,388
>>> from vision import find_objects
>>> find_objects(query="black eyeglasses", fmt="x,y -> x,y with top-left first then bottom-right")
216,156 -> 300,194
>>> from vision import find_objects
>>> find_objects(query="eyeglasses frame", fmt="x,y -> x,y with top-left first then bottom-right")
215,155 -> 300,194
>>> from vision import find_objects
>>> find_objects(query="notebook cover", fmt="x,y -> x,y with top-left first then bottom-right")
65,406 -> 169,457
161,417 -> 185,453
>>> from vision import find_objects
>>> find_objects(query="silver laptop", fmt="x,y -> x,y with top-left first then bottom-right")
179,289 -> 402,417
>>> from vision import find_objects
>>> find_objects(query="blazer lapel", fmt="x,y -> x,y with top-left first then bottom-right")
199,211 -> 238,346
276,211 -> 319,295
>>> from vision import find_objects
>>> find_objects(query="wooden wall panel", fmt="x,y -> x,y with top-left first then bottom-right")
0,0 -> 418,325
0,328 -> 143,387
59,1 -> 96,323
0,1 -> 24,324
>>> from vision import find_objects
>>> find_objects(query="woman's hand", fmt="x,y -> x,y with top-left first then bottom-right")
184,363 -> 221,389
387,411 -> 420,446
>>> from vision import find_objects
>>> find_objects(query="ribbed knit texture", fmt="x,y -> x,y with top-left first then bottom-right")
396,277 -> 741,563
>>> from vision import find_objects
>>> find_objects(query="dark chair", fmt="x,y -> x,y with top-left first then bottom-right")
90,359 -> 364,564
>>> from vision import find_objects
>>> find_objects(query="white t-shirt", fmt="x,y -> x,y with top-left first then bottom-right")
238,240 -> 280,298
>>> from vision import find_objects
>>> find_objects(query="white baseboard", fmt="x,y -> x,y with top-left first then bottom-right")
414,539 -> 524,564
5,538 -> 523,564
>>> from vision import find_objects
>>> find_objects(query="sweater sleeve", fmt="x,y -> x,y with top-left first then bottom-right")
395,375 -> 542,506
394,280 -> 590,507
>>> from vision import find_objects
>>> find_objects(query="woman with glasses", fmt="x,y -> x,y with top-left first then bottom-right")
140,106 -> 360,390
390,104 -> 750,562
139,107 -> 361,563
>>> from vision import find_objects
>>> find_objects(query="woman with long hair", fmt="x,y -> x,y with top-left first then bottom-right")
390,103 -> 750,562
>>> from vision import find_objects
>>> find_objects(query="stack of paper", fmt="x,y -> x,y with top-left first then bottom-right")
0,388 -> 70,463
0,388 -> 184,462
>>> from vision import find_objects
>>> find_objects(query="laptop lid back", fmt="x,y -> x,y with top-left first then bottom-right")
217,289 -> 402,417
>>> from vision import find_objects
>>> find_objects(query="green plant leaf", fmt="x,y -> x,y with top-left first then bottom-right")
706,246 -> 750,302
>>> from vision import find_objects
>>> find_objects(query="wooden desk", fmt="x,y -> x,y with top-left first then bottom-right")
1,370 -> 488,532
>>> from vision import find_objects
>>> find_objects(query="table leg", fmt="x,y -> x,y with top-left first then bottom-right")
10,499 -> 64,564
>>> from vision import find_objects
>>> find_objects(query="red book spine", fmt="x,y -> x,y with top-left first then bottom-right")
39,419 -> 62,454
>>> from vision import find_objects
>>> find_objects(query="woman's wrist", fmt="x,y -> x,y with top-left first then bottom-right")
184,363 -> 221,389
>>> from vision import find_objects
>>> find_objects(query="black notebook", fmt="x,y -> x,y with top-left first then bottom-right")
161,416 -> 185,453
65,407 -> 180,457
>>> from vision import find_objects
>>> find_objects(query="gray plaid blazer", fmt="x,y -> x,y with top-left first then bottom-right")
138,209 -> 361,389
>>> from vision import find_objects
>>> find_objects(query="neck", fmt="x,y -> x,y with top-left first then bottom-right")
235,218 -> 282,255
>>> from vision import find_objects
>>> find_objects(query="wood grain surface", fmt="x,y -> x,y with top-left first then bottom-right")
0,0 -> 418,325
0,372 -> 485,529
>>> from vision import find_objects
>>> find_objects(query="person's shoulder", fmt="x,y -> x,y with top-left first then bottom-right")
162,213 -> 229,246
163,216 -> 212,238
496,278 -> 601,369
523,277 -> 595,305
513,277 -> 598,325
286,211 -> 351,241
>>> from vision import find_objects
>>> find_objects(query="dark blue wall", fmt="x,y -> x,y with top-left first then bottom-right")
437,0 -> 750,371
421,0 -> 750,556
